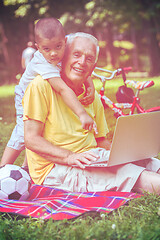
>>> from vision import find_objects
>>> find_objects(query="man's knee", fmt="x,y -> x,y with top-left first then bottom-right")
133,170 -> 160,194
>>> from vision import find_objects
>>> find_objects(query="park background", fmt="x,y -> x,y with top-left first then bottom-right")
0,1 -> 160,239
0,0 -> 160,85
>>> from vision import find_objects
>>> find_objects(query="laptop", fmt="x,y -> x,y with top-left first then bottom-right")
85,111 -> 160,167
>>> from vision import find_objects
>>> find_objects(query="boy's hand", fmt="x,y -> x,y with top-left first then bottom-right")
80,112 -> 98,135
80,87 -> 95,105
92,121 -> 98,135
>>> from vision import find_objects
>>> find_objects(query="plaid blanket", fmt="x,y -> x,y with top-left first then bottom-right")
0,184 -> 140,220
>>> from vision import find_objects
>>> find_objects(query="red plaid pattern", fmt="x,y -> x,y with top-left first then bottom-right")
0,184 -> 140,220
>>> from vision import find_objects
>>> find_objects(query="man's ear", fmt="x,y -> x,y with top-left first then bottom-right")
64,36 -> 67,50
88,62 -> 97,78
91,62 -> 97,74
93,62 -> 97,70
35,43 -> 39,50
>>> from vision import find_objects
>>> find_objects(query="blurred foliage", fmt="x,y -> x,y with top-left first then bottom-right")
0,0 -> 160,84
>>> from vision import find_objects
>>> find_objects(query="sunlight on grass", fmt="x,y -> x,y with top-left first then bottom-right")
0,78 -> 160,239
0,85 -> 15,98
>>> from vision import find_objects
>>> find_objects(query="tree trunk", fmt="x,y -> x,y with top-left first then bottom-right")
148,18 -> 160,76
107,21 -> 116,68
0,23 -> 9,65
130,25 -> 139,71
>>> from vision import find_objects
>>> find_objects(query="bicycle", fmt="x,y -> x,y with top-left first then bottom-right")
92,67 -> 160,118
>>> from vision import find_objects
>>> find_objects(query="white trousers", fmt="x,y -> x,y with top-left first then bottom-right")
43,148 -> 160,192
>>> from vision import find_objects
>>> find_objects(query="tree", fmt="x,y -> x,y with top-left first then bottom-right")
0,0 -> 160,84
138,0 -> 160,76
83,0 -> 160,75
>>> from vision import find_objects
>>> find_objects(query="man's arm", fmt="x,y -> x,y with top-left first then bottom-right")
24,119 -> 99,169
24,119 -> 71,161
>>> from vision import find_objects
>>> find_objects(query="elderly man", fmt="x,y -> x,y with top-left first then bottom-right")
23,32 -> 160,194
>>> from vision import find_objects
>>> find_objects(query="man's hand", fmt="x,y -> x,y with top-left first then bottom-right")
64,151 -> 99,169
79,112 -> 98,134
80,87 -> 95,105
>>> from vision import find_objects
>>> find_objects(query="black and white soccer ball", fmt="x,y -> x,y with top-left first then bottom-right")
0,164 -> 31,200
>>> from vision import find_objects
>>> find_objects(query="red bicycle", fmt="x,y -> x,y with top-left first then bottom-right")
92,67 -> 160,118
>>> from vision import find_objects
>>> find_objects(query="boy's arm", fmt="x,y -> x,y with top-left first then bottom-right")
80,76 -> 95,105
21,56 -> 26,70
48,77 -> 98,133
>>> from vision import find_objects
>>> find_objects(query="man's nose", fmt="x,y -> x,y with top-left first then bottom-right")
78,55 -> 86,65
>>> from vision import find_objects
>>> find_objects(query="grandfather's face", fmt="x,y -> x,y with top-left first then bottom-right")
62,37 -> 97,87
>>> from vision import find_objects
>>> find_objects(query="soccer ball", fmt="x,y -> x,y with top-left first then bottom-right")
0,164 -> 31,200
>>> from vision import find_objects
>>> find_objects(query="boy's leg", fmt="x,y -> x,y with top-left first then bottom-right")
133,170 -> 160,194
0,85 -> 26,167
0,146 -> 21,166
1,147 -> 28,170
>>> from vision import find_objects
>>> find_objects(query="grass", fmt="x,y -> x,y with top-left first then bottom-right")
0,194 -> 160,239
0,76 -> 160,240
0,85 -> 25,166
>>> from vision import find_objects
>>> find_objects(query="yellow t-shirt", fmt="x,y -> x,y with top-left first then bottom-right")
22,75 -> 109,184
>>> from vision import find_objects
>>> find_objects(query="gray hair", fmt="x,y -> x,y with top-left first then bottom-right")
66,32 -> 99,62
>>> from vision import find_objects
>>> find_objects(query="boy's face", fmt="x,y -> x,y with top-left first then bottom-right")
36,36 -> 66,66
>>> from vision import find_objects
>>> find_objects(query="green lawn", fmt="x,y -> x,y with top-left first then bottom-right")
0,77 -> 160,240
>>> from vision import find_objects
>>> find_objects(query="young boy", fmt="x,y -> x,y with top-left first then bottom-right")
0,18 -> 97,168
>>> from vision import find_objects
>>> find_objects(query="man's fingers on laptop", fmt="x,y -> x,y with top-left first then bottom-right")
69,152 -> 99,168
74,160 -> 86,169
86,151 -> 99,160
77,152 -> 99,166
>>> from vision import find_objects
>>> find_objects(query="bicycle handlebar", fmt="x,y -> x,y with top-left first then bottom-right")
92,67 -> 132,81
